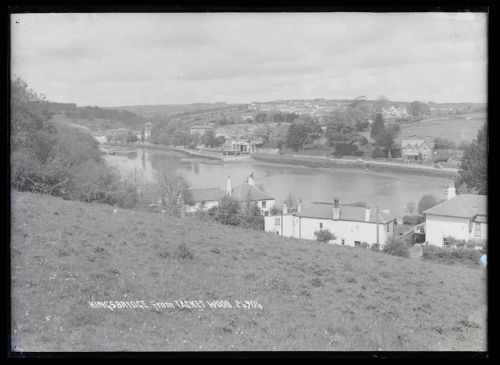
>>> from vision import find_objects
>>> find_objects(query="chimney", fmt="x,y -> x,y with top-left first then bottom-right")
248,172 -> 255,186
282,202 -> 288,215
333,199 -> 340,220
365,207 -> 371,222
226,176 -> 232,195
447,183 -> 456,200
297,199 -> 302,213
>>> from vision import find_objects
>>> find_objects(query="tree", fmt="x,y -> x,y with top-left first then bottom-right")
418,194 -> 438,214
171,129 -> 190,147
454,123 -> 487,194
370,113 -> 385,139
406,202 -> 416,216
140,127 -> 146,142
202,130 -> 218,148
286,122 -> 310,151
240,201 -> 264,230
209,195 -> 242,226
284,193 -> 298,211
255,112 -> 268,123
314,229 -> 336,243
408,101 -> 431,117
126,130 -> 139,143
374,124 -> 400,154
155,164 -> 192,216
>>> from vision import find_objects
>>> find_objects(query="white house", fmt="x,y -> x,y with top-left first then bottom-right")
265,199 -> 397,248
228,173 -> 276,216
184,173 -> 275,216
401,139 -> 433,161
424,184 -> 487,248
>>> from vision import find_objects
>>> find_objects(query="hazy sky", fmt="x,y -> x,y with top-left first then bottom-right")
11,12 -> 487,106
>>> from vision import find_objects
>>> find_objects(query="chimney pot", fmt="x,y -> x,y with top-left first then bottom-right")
365,207 -> 371,222
333,199 -> 340,220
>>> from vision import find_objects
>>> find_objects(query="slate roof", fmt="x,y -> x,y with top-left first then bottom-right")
296,202 -> 396,224
401,140 -> 432,155
424,194 -> 487,219
230,183 -> 274,202
188,188 -> 226,202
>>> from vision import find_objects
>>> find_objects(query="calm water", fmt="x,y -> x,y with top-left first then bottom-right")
102,145 -> 452,217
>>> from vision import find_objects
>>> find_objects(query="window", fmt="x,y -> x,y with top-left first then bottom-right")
341,239 -> 345,246
275,218 -> 281,225
319,223 -> 323,229
387,223 -> 391,233
261,201 -> 267,208
475,223 -> 481,237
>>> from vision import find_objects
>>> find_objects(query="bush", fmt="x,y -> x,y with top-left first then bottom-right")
433,137 -> 456,150
418,194 -> 439,214
333,143 -> 360,157
11,77 -> 138,208
422,245 -> 483,267
371,146 -> 386,158
382,237 -> 410,258
314,229 -> 336,243
402,215 -> 425,225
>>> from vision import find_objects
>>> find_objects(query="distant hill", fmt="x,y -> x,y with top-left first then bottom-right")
105,102 -> 244,118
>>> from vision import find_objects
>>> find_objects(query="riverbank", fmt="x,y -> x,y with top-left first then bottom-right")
251,153 -> 458,178
101,141 -> 252,161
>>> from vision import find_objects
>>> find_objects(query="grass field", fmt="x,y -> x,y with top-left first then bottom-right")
396,113 -> 486,145
11,191 -> 486,351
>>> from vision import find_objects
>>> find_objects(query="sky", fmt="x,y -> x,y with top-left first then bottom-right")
11,12 -> 487,106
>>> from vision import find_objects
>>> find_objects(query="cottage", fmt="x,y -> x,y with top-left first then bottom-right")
231,138 -> 261,154
423,184 -> 487,248
401,139 -> 433,161
227,173 -> 276,215
185,187 -> 226,213
184,173 -> 275,216
265,199 -> 397,248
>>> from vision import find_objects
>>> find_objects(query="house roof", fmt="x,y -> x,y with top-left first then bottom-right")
424,194 -> 487,219
296,202 -> 396,224
401,140 -> 431,149
230,183 -> 274,202
188,188 -> 226,202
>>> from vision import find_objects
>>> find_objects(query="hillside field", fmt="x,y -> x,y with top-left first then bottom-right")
396,113 -> 486,145
11,192 -> 486,351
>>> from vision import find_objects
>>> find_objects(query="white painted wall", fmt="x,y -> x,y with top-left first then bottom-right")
264,214 -> 394,247
257,199 -> 275,216
265,214 -> 296,236
425,214 -> 470,247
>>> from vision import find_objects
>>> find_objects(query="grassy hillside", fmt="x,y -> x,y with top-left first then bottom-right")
11,192 -> 486,351
396,113 -> 486,145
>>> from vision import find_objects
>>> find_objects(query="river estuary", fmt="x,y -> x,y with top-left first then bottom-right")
102,144 -> 452,217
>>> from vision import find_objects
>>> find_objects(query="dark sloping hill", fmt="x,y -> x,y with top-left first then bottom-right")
11,192 -> 486,351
